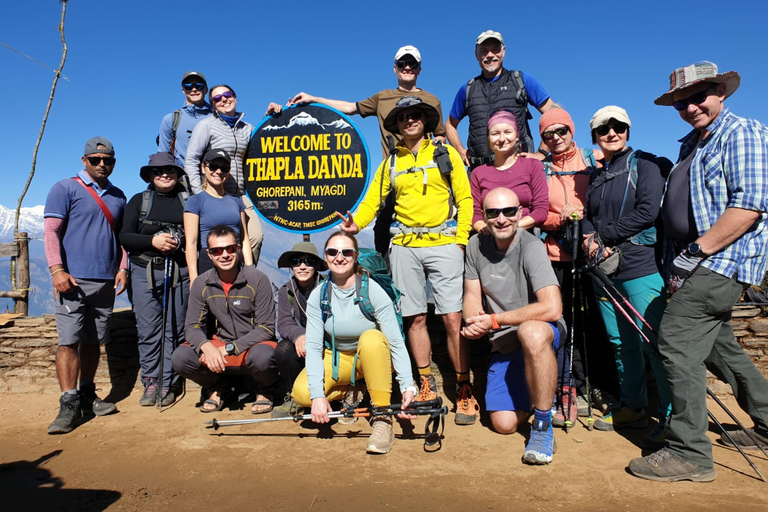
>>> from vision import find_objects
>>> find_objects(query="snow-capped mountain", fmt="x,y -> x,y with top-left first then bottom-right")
261,112 -> 352,132
0,205 -> 45,241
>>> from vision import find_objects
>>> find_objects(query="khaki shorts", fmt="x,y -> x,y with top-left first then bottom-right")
390,243 -> 464,316
54,278 -> 115,346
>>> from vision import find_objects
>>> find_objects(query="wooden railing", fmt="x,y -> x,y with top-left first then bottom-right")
0,232 -> 30,315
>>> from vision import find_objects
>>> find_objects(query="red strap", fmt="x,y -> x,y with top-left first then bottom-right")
72,176 -> 115,231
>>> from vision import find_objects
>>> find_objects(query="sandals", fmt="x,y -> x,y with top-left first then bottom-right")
199,392 -> 226,413
251,394 -> 273,415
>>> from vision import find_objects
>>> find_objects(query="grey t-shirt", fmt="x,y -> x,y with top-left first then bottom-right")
465,228 -> 563,353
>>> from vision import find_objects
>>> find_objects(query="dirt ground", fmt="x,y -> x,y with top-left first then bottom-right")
1,386 -> 767,512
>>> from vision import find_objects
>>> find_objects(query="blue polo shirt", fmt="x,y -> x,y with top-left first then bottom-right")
44,170 -> 126,280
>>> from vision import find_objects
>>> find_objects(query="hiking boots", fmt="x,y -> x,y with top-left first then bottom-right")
455,382 -> 479,425
338,382 -> 365,425
522,418 -> 557,465
641,419 -> 668,450
418,374 -> 438,402
720,428 -> 768,450
594,407 -> 648,431
139,382 -> 159,407
160,388 -> 176,407
629,448 -> 716,482
79,384 -> 117,417
271,393 -> 304,419
552,386 -> 578,428
366,416 -> 395,454
591,387 -> 619,415
47,393 -> 82,435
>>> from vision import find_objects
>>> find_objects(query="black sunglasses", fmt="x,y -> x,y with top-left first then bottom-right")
212,91 -> 234,103
86,156 -> 116,166
672,87 -> 715,111
206,162 -> 230,173
594,122 -> 628,137
325,248 -> 356,258
484,206 -> 520,219
396,59 -> 420,70
542,127 -> 570,140
183,82 -> 206,91
207,244 -> 239,257
397,110 -> 423,123
291,257 -> 316,267
150,167 -> 178,176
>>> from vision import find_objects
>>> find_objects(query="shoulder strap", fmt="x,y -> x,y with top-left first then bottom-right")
355,272 -> 376,322
382,135 -> 397,207
512,70 -> 528,104
138,189 -> 153,225
319,279 -> 332,323
617,151 -> 637,218
169,109 -> 182,156
464,78 -> 475,112
72,177 -> 115,231
581,148 -> 597,171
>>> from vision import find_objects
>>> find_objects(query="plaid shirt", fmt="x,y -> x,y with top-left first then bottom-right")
663,107 -> 768,285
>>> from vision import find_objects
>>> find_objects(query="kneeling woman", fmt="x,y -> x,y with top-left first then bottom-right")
292,232 -> 417,454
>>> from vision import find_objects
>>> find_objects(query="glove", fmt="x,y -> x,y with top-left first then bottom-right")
669,251 -> 703,294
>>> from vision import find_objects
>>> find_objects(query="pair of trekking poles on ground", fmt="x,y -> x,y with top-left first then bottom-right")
566,215 -> 767,481
205,397 -> 449,451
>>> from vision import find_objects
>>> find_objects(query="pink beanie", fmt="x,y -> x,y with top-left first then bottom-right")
539,108 -> 576,137
487,110 -> 518,132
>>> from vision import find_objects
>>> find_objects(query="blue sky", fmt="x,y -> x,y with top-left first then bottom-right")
2,0 -> 767,214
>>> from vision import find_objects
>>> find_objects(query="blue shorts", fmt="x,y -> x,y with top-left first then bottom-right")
485,322 -> 560,412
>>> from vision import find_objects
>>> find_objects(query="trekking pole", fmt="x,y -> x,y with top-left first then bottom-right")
582,265 -> 767,480
579,274 -> 594,431
564,213 -> 579,433
157,257 -> 172,411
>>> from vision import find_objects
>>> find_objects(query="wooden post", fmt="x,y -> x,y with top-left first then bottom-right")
15,232 -> 29,316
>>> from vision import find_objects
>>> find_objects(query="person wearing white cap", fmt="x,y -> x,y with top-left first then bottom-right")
288,45 -> 447,258
446,30 -> 557,170
629,61 -> 768,482
581,106 -> 673,447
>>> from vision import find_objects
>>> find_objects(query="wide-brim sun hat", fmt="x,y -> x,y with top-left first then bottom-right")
139,152 -> 185,183
277,242 -> 328,271
654,61 -> 740,106
383,96 -> 440,135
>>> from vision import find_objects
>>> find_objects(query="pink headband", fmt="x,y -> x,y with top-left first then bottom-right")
487,110 -> 518,132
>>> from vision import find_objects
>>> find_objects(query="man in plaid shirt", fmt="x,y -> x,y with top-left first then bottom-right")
629,61 -> 768,482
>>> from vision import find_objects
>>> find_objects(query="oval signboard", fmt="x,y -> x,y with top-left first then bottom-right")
245,105 -> 371,233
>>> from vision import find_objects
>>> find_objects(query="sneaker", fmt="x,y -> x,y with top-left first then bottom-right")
161,388 -> 176,407
577,394 -> 590,417
271,393 -> 304,418
594,407 -> 648,431
642,419 -> 668,450
338,382 -> 365,425
366,416 -> 395,454
552,386 -> 578,428
629,448 -> 716,482
139,382 -> 159,407
522,419 -> 557,465
455,382 -> 479,426
47,393 -> 82,435
417,374 -> 438,402
79,384 -> 117,417
591,388 -> 619,415
720,427 -> 768,450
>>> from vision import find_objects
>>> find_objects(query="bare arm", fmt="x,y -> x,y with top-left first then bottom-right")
464,284 -> 562,337
287,92 -> 359,115
240,211 -> 254,266
184,212 -> 200,284
446,116 -> 469,167
697,207 -> 762,256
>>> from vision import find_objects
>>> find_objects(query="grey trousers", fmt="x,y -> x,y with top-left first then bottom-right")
171,342 -> 278,391
130,262 -> 189,388
659,266 -> 768,467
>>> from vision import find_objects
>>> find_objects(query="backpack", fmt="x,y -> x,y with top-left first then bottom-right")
155,109 -> 182,155
138,187 -> 189,229
319,248 -> 404,382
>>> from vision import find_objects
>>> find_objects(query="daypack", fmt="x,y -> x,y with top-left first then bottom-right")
319,248 -> 404,382
136,187 -> 189,289
155,109 -> 182,156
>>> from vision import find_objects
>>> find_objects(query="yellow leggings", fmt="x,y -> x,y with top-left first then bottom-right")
293,329 -> 393,407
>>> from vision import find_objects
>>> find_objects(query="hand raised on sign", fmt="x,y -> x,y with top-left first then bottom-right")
336,210 -> 360,234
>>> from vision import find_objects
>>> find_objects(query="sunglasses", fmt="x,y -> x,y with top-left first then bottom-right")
672,87 -> 714,111
183,82 -> 206,91
86,156 -> 116,166
150,167 -> 178,176
212,91 -> 234,103
396,60 -> 420,70
397,110 -> 423,123
325,248 -> 356,258
542,127 -> 570,140
484,206 -> 520,219
594,122 -> 628,137
206,162 -> 230,173
207,244 -> 239,257
291,257 -> 316,267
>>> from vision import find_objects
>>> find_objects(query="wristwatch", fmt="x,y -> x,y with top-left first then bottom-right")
685,242 -> 708,259
224,342 -> 236,356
